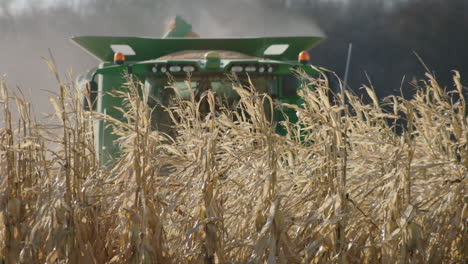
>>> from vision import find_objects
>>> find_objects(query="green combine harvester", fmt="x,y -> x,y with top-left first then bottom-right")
73,16 -> 327,165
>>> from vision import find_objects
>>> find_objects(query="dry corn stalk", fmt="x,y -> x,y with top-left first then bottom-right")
0,65 -> 466,263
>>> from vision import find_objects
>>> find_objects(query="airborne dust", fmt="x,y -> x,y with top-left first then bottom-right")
0,0 -> 323,120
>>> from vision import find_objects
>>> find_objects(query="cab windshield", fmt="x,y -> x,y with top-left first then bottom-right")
144,74 -> 275,135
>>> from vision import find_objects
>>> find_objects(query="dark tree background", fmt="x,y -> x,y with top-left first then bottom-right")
306,0 -> 468,99
0,0 -> 467,113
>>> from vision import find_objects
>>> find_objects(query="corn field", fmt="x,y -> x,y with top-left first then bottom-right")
0,62 -> 466,263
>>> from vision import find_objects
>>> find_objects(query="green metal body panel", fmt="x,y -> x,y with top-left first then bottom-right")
162,16 -> 194,38
72,36 -> 323,62
74,19 -> 324,165
96,64 -> 126,163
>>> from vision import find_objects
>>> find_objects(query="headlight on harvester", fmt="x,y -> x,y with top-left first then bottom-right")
148,64 -> 197,74
230,66 -> 244,73
230,64 -> 275,73
183,66 -> 196,72
245,66 -> 257,72
169,66 -> 182,72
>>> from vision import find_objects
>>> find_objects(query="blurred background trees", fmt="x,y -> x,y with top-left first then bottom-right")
0,0 -> 467,106
306,0 -> 468,98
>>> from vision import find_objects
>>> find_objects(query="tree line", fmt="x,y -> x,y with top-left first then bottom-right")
308,0 -> 468,99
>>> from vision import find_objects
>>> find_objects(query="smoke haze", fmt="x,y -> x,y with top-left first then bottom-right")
1,0 -> 467,121
0,0 -> 323,119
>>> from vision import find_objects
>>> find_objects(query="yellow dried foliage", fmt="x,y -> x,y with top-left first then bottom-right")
0,64 -> 466,263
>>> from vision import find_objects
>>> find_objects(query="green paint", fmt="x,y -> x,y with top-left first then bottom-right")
162,16 -> 193,38
204,51 -> 221,69
72,36 -> 323,62
74,18 -> 325,165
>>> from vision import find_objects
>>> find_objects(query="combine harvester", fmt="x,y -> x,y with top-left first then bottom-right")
73,16 -> 328,165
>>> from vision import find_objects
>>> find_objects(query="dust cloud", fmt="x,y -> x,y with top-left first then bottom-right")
0,0 -> 323,121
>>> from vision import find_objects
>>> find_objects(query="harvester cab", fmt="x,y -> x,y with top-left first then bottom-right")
73,16 -> 325,165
